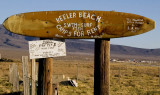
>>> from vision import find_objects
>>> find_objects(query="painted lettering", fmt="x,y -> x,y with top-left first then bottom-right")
73,12 -> 76,18
91,14 -> 96,20
96,16 -> 101,22
59,16 -> 63,22
91,27 -> 98,34
67,32 -> 72,36
56,25 -> 68,34
87,13 -> 90,19
56,18 -> 60,23
56,12 -> 77,23
87,30 -> 91,35
56,11 -> 103,37
79,12 -> 82,18
66,14 -> 70,19
56,25 -> 61,31
83,12 -> 87,18
69,13 -> 72,18
74,31 -> 84,37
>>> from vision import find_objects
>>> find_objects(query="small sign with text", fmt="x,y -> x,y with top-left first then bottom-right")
29,40 -> 66,59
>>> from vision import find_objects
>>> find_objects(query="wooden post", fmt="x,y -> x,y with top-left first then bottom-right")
22,56 -> 29,95
31,59 -> 36,95
9,64 -> 14,83
94,39 -> 110,95
37,58 -> 53,95
13,63 -> 19,92
37,38 -> 53,95
9,63 -> 19,92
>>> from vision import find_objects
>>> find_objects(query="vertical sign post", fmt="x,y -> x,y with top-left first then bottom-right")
38,38 -> 53,95
94,39 -> 110,95
38,58 -> 53,95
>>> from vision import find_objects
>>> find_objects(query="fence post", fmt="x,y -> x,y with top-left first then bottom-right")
9,63 -> 19,92
31,59 -> 36,95
94,39 -> 110,95
22,56 -> 29,95
119,66 -> 121,85
9,64 -> 13,83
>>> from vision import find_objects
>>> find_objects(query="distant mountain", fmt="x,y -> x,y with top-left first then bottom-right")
111,45 -> 160,56
0,24 -> 38,49
0,24 -> 160,61
65,39 -> 160,61
66,40 -> 160,56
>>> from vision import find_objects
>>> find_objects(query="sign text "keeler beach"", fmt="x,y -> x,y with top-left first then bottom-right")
56,11 -> 102,37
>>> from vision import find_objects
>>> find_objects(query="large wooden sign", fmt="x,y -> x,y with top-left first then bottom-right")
29,40 -> 66,59
3,11 -> 155,38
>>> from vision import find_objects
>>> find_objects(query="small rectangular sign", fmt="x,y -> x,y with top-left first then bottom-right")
29,39 -> 66,59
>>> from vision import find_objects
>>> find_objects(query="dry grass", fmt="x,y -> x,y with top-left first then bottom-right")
110,63 -> 160,95
0,60 -> 160,95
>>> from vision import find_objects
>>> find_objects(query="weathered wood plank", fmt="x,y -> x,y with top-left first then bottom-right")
9,64 -> 13,83
22,56 -> 29,95
9,63 -> 19,92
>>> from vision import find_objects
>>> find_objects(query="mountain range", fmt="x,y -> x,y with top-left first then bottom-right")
0,24 -> 160,61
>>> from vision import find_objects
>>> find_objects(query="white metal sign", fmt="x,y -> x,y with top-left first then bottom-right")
29,40 -> 66,59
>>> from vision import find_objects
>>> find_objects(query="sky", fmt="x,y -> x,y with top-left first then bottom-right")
0,0 -> 159,49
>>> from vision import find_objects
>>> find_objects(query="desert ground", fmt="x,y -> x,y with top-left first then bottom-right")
0,55 -> 160,95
